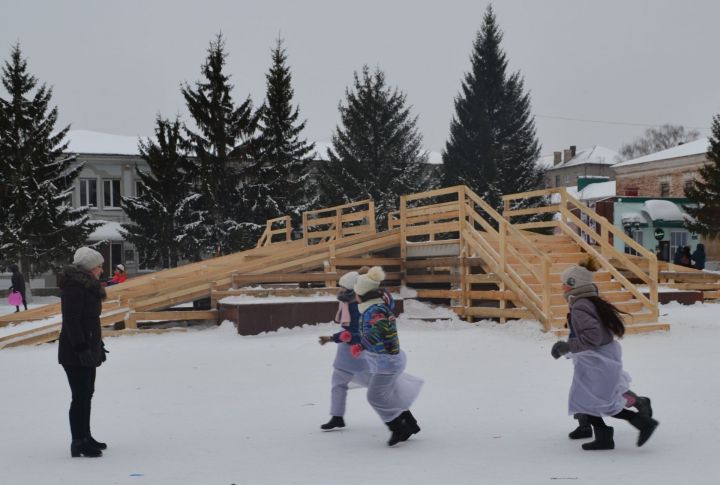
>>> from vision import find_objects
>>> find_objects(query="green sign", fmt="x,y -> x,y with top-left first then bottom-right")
654,228 -> 665,240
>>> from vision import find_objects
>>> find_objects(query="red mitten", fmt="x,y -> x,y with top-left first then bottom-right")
340,331 -> 352,343
350,344 -> 363,358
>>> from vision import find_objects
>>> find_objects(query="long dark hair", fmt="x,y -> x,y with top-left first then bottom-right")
586,296 -> 626,338
577,256 -> 626,338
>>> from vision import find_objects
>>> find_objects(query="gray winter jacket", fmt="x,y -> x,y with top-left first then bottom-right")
568,298 -> 614,353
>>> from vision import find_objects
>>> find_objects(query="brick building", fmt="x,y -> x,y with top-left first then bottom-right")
612,138 -> 709,197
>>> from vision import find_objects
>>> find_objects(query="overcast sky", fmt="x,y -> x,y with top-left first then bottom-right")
2,0 -> 719,158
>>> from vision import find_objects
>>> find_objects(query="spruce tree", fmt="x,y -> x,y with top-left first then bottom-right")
121,117 -> 203,269
251,38 -> 315,222
182,34 -> 261,254
685,115 -> 720,237
318,65 -> 433,228
0,44 -> 95,277
443,5 -> 543,213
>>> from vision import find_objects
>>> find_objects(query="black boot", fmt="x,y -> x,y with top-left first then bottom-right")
386,415 -> 413,446
71,438 -> 103,457
87,435 -> 107,450
634,396 -> 653,418
568,414 -> 593,440
321,416 -> 345,430
630,414 -> 659,447
582,426 -> 614,450
399,410 -> 421,441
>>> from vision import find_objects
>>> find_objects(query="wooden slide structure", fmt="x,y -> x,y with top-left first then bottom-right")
0,185 -> 669,349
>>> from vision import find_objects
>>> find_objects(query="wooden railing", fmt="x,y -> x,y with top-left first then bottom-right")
302,199 -> 376,246
502,187 -> 659,319
396,185 -> 553,329
256,216 -> 293,248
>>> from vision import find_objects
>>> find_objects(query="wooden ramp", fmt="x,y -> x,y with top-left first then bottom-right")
0,186 -> 667,348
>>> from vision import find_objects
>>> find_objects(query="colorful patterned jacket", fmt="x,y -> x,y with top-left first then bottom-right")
359,292 -> 399,355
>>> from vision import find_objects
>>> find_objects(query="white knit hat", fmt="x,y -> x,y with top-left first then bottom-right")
338,271 -> 359,290
354,266 -> 385,296
560,265 -> 594,289
73,247 -> 104,271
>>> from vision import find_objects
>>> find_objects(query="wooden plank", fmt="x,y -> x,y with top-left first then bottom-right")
466,273 -> 500,283
504,204 -> 561,218
463,307 -> 534,319
404,185 -> 463,202
405,221 -> 460,237
502,187 -> 559,201
128,310 -> 217,322
405,274 -> 461,284
332,257 -> 403,267
414,289 -> 462,299
703,291 -> 720,299
234,273 -> 339,284
468,290 -> 516,300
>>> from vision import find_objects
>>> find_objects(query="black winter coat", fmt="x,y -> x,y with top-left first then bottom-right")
58,265 -> 106,367
10,270 -> 26,295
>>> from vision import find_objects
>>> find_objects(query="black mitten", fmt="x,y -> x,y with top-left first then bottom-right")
77,349 -> 97,367
551,341 -> 570,359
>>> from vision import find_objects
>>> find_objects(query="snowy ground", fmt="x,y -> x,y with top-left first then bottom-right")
1,299 -> 718,484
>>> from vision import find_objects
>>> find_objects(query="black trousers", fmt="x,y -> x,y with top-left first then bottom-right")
62,365 -> 96,440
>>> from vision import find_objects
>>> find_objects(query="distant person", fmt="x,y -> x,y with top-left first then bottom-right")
680,246 -> 692,267
672,246 -> 683,265
106,264 -> 127,286
692,244 -> 706,270
8,264 -> 27,312
59,247 -> 109,458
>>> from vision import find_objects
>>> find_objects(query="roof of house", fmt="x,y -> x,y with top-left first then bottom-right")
612,137 -> 709,168
66,130 -> 143,156
548,146 -> 621,170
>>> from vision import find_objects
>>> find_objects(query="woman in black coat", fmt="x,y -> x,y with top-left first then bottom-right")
8,264 -> 27,312
58,247 -> 108,458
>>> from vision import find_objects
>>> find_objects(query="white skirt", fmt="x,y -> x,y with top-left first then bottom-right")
333,342 -> 369,375
567,340 -> 631,417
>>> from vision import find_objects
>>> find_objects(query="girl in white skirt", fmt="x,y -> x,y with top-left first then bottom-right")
552,256 -> 659,450
351,266 -> 423,446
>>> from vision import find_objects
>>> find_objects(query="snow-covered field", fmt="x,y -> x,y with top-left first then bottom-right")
1,299 -> 718,484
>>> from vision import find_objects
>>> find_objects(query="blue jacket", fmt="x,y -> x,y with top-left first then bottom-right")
332,302 -> 361,344
359,292 -> 399,355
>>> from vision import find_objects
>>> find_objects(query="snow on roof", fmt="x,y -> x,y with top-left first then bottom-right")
577,180 -> 616,200
613,138 -> 709,168
537,154 -> 555,169
550,180 -> 615,203
642,199 -> 685,222
550,146 -> 621,169
66,130 -> 143,156
621,211 -> 646,225
88,220 -> 125,241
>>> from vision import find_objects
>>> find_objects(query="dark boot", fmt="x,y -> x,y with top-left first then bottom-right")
568,414 -> 592,440
71,438 -> 102,457
634,396 -> 653,418
386,415 -> 413,446
399,410 -> 421,441
87,435 -> 107,450
582,426 -> 614,450
320,416 -> 345,430
630,415 -> 659,447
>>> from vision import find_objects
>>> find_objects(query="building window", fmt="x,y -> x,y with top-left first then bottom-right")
103,179 -> 121,208
79,179 -> 98,207
555,175 -> 560,187
670,230 -> 689,260
135,180 -> 145,198
659,182 -> 670,197
684,178 -> 694,193
624,187 -> 639,196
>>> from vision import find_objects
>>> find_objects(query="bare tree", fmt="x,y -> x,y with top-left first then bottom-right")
619,124 -> 701,160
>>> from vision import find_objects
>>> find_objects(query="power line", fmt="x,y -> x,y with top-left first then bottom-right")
536,114 -> 711,131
